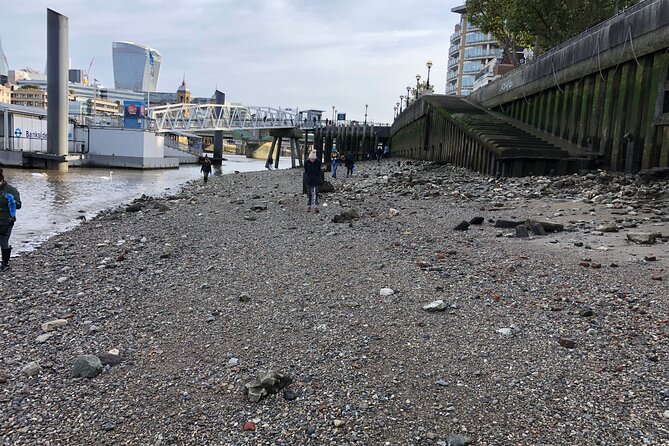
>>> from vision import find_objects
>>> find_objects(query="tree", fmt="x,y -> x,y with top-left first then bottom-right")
466,0 -> 532,66
465,0 -> 643,57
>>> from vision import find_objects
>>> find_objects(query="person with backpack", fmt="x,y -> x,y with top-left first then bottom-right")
330,145 -> 339,178
0,168 -> 21,272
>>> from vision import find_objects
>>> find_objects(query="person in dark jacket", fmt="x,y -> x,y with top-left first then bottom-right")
200,154 -> 212,184
344,151 -> 355,177
0,168 -> 21,272
304,150 -> 322,212
375,146 -> 383,162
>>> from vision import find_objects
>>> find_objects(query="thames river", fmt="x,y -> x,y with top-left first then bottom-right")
2,155 -> 276,252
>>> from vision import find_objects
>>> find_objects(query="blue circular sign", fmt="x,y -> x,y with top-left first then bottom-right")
14,128 -> 22,138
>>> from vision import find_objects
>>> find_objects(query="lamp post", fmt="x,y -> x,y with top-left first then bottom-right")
399,95 -> 404,113
426,60 -> 433,91
406,86 -> 411,107
364,104 -> 368,125
415,74 -> 421,99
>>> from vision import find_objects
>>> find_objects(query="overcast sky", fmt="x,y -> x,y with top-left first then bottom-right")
1,0 -> 460,123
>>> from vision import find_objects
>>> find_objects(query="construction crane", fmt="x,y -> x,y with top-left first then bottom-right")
83,57 -> 94,85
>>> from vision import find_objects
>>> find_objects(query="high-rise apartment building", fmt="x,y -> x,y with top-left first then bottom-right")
112,42 -> 162,92
446,5 -> 503,96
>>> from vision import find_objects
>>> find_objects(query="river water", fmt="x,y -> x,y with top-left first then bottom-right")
2,155 -> 276,252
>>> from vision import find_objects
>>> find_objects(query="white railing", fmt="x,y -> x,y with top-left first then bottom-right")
148,104 -> 300,132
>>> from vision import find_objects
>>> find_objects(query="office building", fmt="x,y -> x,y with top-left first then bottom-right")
69,69 -> 84,83
446,4 -> 503,96
0,35 -> 8,85
9,68 -> 47,84
12,86 -> 48,108
112,42 -> 162,92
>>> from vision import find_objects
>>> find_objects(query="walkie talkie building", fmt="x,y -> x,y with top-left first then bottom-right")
112,41 -> 161,92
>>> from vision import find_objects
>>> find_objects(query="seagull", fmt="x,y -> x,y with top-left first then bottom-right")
100,171 -> 113,180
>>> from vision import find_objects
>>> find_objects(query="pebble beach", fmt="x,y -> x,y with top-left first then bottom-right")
1,160 -> 668,445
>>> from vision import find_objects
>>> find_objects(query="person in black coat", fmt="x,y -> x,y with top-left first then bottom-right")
344,151 -> 355,177
304,150 -> 322,212
200,154 -> 212,184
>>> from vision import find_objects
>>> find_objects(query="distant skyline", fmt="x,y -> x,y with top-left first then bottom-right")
1,0 -> 460,123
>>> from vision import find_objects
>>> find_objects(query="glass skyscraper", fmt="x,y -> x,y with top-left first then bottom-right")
0,35 -> 9,85
112,42 -> 162,92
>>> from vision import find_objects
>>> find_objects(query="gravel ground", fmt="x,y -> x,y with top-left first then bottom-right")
1,160 -> 668,446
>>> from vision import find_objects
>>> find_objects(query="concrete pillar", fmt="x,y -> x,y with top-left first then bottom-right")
213,90 -> 225,164
46,8 -> 68,172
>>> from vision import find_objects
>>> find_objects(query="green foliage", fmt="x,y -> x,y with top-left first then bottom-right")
466,0 -> 642,57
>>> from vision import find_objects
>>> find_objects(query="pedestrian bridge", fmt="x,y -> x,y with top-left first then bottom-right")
148,104 -> 311,133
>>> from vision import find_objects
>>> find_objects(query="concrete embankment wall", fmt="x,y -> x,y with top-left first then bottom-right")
469,0 -> 669,172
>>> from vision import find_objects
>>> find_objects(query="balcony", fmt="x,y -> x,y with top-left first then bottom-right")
448,58 -> 459,68
463,49 -> 503,61
449,45 -> 460,56
450,31 -> 461,43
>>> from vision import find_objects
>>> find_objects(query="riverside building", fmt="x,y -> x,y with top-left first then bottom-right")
446,4 -> 503,96
112,42 -> 162,92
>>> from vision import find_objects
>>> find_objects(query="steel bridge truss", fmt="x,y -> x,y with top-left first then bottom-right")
148,104 -> 300,132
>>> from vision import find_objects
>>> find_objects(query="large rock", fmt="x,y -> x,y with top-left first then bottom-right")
453,221 -> 470,231
626,232 -> 660,245
21,361 -> 41,377
526,219 -> 564,232
245,370 -> 292,403
72,355 -> 103,378
446,433 -> 472,446
515,224 -> 529,238
41,319 -> 68,332
495,219 -> 523,228
332,210 -> 359,223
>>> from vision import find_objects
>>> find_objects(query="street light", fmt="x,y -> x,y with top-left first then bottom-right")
415,74 -> 421,99
406,86 -> 411,107
400,95 -> 404,113
426,60 -> 433,91
364,104 -> 368,125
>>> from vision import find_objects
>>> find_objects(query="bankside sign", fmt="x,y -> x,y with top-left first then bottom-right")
14,128 -> 48,139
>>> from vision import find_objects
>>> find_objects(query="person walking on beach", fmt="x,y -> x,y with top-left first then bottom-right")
330,145 -> 339,179
344,151 -> 355,177
200,154 -> 212,184
376,146 -> 383,162
0,168 -> 21,272
304,150 -> 321,213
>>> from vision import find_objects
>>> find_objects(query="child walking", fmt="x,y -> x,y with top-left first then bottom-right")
304,150 -> 321,212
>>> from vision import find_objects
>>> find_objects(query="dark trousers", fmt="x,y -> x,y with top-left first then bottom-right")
203,172 -> 209,183
307,186 -> 319,207
0,223 -> 13,249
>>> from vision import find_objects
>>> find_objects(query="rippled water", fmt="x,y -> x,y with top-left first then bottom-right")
2,155 -> 277,252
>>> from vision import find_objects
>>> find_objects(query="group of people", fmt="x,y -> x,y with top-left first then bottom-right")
0,168 -> 21,272
329,145 -> 355,179
375,145 -> 391,161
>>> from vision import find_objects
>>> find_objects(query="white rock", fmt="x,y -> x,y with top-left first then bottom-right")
108,348 -> 120,355
35,333 -> 54,343
388,208 -> 400,216
21,361 -> 41,377
56,277 -> 68,283
423,300 -> 448,312
41,319 -> 68,332
379,288 -> 395,297
663,410 -> 669,419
